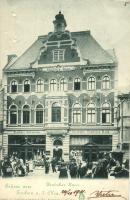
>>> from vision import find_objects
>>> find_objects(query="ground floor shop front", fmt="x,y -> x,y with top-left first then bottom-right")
2,129 -> 119,162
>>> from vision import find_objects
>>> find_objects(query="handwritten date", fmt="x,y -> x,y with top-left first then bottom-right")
62,189 -> 85,197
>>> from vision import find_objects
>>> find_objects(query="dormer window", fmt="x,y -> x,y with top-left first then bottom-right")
53,49 -> 65,62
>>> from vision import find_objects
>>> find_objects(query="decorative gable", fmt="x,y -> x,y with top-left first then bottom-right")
37,31 -> 81,65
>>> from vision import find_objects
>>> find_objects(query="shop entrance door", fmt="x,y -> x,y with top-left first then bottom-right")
53,139 -> 63,161
20,147 -> 33,162
83,142 -> 99,162
53,147 -> 63,161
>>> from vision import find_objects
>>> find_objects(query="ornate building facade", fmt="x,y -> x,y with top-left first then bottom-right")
117,92 -> 130,159
2,12 -> 118,162
0,84 -> 4,160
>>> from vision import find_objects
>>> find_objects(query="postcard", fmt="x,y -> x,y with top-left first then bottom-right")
0,0 -> 130,200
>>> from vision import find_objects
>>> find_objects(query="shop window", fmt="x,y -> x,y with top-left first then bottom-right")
122,143 -> 129,150
11,80 -> 17,93
88,76 -> 96,90
24,80 -> 30,92
36,104 -> 43,123
102,75 -> 110,90
74,78 -> 81,90
60,78 -> 67,91
102,103 -> 111,124
53,49 -> 65,62
10,105 -> 17,124
50,79 -> 57,91
23,105 -> 30,124
36,79 -> 44,92
87,103 -> 96,123
73,103 -> 81,124
52,102 -> 61,122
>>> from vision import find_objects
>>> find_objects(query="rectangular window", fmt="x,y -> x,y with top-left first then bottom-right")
24,84 -> 30,92
87,113 -> 95,123
23,111 -> 30,124
52,107 -> 61,122
53,49 -> 65,62
11,85 -> 17,93
73,111 -> 81,123
10,112 -> 17,124
102,111 -> 110,123
36,111 -> 43,123
74,82 -> 80,90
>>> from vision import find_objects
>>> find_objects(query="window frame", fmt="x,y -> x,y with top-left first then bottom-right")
36,78 -> 44,93
73,103 -> 82,124
74,77 -> 81,91
87,76 -> 96,91
53,49 -> 65,62
50,79 -> 57,91
23,79 -> 31,93
51,102 -> 61,122
102,75 -> 111,90
60,78 -> 67,91
101,102 -> 111,124
9,104 -> 18,125
87,103 -> 96,124
10,80 -> 18,93
22,104 -> 30,124
35,104 -> 44,124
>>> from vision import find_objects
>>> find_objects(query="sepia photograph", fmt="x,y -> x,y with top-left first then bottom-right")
0,0 -> 130,199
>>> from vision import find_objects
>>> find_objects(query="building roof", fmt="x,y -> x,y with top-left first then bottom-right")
118,92 -> 130,100
4,31 -> 116,71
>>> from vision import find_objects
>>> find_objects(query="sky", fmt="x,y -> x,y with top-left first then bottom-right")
0,0 -> 130,91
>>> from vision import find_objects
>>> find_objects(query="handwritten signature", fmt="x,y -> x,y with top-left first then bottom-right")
88,190 -> 127,199
61,189 -> 127,200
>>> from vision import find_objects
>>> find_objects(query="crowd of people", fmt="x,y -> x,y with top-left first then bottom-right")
44,152 -> 129,179
0,152 -> 129,179
0,154 -> 33,177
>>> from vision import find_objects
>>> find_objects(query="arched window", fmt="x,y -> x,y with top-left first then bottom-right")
60,78 -> 67,91
87,103 -> 96,123
102,76 -> 110,90
102,103 -> 111,123
23,105 -> 30,124
88,76 -> 96,90
36,79 -> 44,92
11,80 -> 17,93
52,102 -> 61,122
10,105 -> 17,124
50,79 -> 57,91
36,104 -> 43,123
24,80 -> 30,92
73,103 -> 81,124
74,78 -> 81,90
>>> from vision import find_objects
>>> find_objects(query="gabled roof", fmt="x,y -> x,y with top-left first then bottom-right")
4,31 -> 116,71
71,31 -> 116,64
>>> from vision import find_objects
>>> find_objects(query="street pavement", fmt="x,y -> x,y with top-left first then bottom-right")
0,167 -> 61,179
26,167 -> 60,179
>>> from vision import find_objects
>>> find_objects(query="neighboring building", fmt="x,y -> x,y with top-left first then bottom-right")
2,12 -> 118,162
0,81 -> 4,160
117,92 -> 130,160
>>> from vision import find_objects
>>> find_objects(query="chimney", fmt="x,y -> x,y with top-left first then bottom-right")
7,54 -> 17,64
